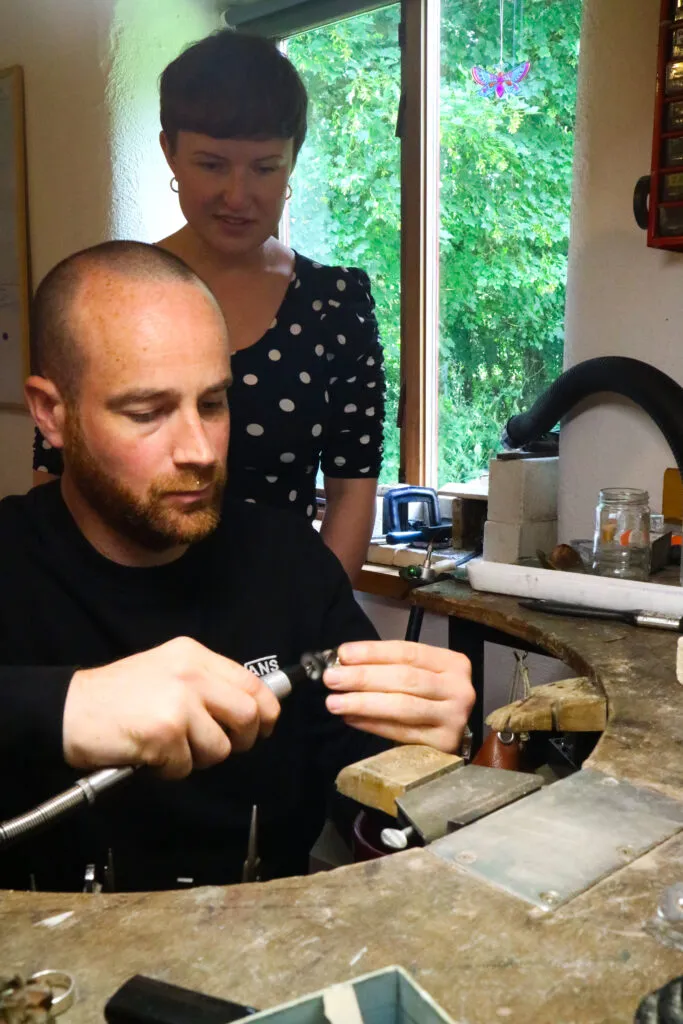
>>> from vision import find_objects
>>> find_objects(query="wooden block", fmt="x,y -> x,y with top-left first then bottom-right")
336,744 -> 463,817
451,496 -> 488,549
663,467 -> 683,523
355,564 -> 412,601
438,477 -> 489,501
485,677 -> 607,733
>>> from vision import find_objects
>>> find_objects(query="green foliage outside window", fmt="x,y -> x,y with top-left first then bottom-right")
286,0 -> 582,485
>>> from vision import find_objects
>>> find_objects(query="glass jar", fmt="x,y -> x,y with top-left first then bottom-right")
592,488 -> 651,580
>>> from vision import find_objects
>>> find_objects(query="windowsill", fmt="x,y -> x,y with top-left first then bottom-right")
354,563 -> 412,600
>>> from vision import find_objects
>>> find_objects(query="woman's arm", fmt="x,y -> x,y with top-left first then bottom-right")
33,426 -> 63,486
320,476 -> 378,584
318,265 -> 384,583
33,471 -> 59,487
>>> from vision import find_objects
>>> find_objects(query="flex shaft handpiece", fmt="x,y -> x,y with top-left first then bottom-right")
0,648 -> 339,849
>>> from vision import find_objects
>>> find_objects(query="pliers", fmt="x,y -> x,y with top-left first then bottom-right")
241,805 -> 261,883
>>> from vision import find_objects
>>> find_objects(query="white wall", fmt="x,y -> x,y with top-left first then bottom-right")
560,0 -> 683,539
0,0 -> 117,496
0,0 -> 218,499
108,0 -> 218,241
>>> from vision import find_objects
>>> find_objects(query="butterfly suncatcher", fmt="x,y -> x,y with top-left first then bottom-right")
471,61 -> 531,99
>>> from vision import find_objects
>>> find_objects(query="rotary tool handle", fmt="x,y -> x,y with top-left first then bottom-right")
105,974 -> 257,1023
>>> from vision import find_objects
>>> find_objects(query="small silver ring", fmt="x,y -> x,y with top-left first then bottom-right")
28,970 -> 75,1016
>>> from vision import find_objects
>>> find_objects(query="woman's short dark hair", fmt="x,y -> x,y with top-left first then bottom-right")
160,30 -> 308,159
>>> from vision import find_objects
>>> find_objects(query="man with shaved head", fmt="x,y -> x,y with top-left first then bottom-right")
0,241 -> 473,892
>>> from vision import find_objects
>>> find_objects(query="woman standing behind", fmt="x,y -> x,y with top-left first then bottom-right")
33,30 -> 384,583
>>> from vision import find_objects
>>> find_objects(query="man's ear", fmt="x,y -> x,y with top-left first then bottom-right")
24,376 -> 67,449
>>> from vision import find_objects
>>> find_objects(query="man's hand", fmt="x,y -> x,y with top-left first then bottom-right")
62,636 -> 281,779
323,640 -> 474,753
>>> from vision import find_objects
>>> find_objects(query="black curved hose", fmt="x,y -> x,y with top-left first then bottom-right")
502,357 -> 683,482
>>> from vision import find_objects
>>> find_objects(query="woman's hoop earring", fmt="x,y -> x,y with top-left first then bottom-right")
285,183 -> 293,201
170,176 -> 179,194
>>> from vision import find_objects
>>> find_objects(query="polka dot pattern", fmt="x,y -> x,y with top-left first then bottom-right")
34,252 -> 385,525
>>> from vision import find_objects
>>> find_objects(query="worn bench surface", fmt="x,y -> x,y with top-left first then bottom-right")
3,581 -> 683,1024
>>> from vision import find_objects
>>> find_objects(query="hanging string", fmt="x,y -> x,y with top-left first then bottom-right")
512,0 -> 517,64
519,0 -> 525,57
511,0 -> 525,64
499,0 -> 505,69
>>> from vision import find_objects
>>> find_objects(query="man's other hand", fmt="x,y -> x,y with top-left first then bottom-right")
62,637 -> 281,779
323,640 -> 474,753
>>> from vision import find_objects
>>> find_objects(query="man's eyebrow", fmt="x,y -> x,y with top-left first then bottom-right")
106,388 -> 178,410
106,378 -> 231,410
205,376 -> 232,392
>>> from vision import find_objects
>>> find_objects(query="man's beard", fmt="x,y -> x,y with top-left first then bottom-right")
62,414 -> 226,552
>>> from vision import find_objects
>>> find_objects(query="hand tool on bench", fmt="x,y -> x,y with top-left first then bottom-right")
519,597 -> 683,631
241,804 -> 261,884
401,545 -> 482,644
104,974 -> 257,1023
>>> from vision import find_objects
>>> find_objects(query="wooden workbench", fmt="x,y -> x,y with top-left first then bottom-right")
4,581 -> 683,1023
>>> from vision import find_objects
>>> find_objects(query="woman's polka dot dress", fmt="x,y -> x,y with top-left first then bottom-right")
32,252 -> 386,523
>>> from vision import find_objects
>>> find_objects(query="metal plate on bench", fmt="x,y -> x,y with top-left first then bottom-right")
430,768 -> 683,911
397,765 -> 542,844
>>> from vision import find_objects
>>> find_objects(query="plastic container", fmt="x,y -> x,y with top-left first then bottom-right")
592,487 -> 651,580
244,966 -> 457,1024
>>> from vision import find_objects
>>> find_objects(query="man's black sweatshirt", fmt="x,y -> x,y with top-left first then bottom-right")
0,483 -> 387,891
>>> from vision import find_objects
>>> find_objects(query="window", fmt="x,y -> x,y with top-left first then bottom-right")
437,0 -> 582,485
268,0 -> 582,487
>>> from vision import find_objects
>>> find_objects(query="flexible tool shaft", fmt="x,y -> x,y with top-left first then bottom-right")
0,648 -> 338,849
502,356 -> 683,482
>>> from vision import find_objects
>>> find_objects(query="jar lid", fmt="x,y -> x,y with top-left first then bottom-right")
598,487 -> 649,504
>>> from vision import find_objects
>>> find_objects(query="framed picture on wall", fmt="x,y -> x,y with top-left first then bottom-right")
0,66 -> 30,409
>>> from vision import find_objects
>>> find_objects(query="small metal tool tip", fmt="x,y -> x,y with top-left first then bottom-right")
380,826 -> 413,851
